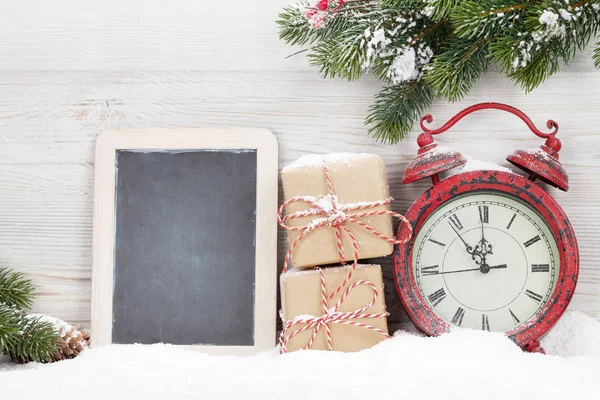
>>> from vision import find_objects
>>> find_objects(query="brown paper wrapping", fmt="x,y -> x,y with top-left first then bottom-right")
281,153 -> 394,269
280,264 -> 389,352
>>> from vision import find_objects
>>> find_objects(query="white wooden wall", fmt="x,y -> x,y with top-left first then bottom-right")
0,0 -> 598,328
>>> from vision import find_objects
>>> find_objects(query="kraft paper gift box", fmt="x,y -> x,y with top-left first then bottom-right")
281,153 -> 394,269
280,264 -> 389,353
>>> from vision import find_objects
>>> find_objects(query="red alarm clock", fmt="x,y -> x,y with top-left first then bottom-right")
393,103 -> 579,353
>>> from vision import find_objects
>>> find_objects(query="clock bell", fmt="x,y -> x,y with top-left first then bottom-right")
402,102 -> 569,191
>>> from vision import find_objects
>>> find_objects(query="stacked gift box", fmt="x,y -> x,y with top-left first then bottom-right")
278,153 -> 410,353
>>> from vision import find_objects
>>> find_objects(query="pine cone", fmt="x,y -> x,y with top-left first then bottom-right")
10,315 -> 90,363
51,322 -> 90,362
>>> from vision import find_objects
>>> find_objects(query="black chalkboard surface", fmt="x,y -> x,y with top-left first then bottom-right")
113,150 -> 257,345
92,129 -> 278,354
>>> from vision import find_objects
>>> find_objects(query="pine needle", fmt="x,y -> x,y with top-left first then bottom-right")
276,0 -> 600,142
0,267 -> 35,310
366,81 -> 433,144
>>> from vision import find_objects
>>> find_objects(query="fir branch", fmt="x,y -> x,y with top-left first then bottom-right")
368,14 -> 438,82
365,80 -> 433,143
8,314 -> 60,363
379,0 -> 424,11
424,0 -> 463,19
277,0 -> 600,142
425,36 -> 491,101
277,3 -> 358,46
0,304 -> 21,352
0,268 -> 61,363
278,4 -> 318,46
370,18 -> 453,85
0,305 -> 60,363
308,9 -> 398,80
453,0 -> 530,39
0,267 -> 35,310
493,0 -> 600,91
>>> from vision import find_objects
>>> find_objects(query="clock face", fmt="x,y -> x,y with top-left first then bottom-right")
412,191 -> 560,333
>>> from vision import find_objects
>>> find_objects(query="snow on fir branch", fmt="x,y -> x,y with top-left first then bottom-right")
277,0 -> 600,143
0,268 -> 60,363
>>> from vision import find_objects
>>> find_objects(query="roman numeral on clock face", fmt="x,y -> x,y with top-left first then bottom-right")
428,288 -> 447,307
428,238 -> 446,248
525,289 -> 543,303
524,235 -> 541,248
448,214 -> 463,231
531,264 -> 550,273
506,213 -> 516,229
482,314 -> 490,331
451,307 -> 465,326
478,205 -> 489,223
421,265 -> 439,276
509,309 -> 520,324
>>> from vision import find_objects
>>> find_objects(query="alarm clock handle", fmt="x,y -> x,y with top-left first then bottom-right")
419,102 -> 562,153
420,102 -> 559,139
408,102 -> 570,191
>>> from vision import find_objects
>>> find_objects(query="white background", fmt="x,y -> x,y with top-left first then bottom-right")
0,0 -> 598,328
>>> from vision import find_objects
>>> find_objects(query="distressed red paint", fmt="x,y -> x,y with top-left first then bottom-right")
402,142 -> 466,185
394,103 -> 579,353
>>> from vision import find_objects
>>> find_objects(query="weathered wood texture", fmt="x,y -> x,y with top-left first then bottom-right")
0,0 -> 598,329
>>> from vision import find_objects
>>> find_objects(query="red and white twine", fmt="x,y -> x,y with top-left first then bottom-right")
278,163 -> 412,353
279,268 -> 391,353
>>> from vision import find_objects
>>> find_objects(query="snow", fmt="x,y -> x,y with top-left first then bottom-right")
457,155 -> 513,174
523,146 -> 551,159
513,7 -> 574,71
30,314 -> 89,348
558,8 -> 572,21
539,9 -> 559,26
387,47 -> 416,83
364,27 -> 391,66
283,152 -> 369,169
422,5 -> 435,17
541,311 -> 600,357
360,14 -> 433,80
387,45 -> 433,84
1,311 -> 599,399
423,144 -> 455,158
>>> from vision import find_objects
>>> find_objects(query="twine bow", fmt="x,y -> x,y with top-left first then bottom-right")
278,162 -> 413,353
279,267 -> 391,353
278,163 -> 412,297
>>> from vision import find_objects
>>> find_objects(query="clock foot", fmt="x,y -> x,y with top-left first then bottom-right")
524,341 -> 546,354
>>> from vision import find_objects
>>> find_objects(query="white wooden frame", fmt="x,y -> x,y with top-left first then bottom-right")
91,128 -> 278,355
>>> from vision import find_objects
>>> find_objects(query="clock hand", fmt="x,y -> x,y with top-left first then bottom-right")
480,263 -> 507,274
448,223 -> 476,256
481,219 -> 485,241
474,220 -> 493,258
435,267 -> 480,275
426,264 -> 507,276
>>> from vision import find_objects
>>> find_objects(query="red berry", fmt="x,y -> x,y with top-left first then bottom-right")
316,0 -> 329,11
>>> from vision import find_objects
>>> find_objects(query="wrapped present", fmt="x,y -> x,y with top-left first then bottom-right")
280,153 -> 407,269
279,264 -> 389,353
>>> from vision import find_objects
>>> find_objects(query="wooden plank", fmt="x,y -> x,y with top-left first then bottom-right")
0,67 -> 598,330
0,0 -> 299,71
0,0 -> 598,73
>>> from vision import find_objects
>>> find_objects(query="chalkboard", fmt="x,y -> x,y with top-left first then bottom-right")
113,150 -> 257,345
92,128 -> 278,354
